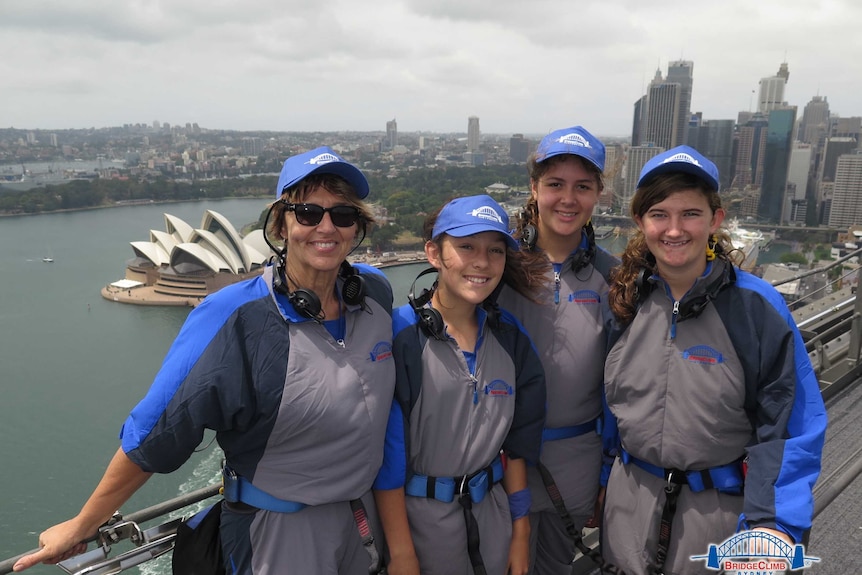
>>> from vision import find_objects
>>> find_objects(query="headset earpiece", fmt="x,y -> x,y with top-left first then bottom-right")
289,288 -> 323,320
635,268 -> 653,303
408,267 -> 446,340
521,223 -> 538,250
572,221 -> 597,272
339,261 -> 366,306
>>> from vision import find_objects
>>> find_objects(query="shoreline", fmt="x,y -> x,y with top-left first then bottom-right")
0,195 -> 270,218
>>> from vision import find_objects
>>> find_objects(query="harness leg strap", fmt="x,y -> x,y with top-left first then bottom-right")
349,499 -> 382,575
458,493 -> 487,575
652,481 -> 683,575
536,462 -> 629,575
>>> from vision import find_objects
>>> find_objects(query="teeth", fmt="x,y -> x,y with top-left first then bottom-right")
313,242 -> 336,248
465,276 -> 489,284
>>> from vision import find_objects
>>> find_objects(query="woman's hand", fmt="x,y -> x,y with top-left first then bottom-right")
507,516 -> 530,575
385,552 -> 421,575
13,519 -> 89,571
584,486 -> 605,528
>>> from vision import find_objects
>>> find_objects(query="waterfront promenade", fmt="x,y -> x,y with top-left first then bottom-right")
100,251 -> 428,307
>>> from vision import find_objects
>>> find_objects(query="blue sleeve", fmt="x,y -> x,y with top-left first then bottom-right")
374,305 -> 422,489
599,384 -> 620,487
373,400 -> 408,490
120,277 -> 270,472
728,272 -> 827,542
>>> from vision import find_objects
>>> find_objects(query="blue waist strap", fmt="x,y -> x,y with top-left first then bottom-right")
542,417 -> 599,442
222,466 -> 307,513
621,449 -> 743,494
405,456 -> 504,504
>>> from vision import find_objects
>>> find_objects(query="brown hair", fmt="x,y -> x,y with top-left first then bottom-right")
268,173 -> 375,245
423,204 -> 549,303
607,172 -> 742,325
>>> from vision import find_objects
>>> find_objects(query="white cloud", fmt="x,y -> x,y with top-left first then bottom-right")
1,0 -> 860,137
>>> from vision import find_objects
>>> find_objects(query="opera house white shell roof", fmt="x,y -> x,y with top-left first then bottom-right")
130,210 -> 270,275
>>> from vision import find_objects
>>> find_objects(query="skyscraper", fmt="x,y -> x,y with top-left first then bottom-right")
758,62 -> 789,114
666,60 -> 694,147
631,95 -> 648,147
690,119 -> 734,191
467,116 -> 481,152
799,96 -> 830,145
509,134 -> 530,163
646,80 -> 681,150
386,118 -> 398,150
638,61 -> 693,150
620,145 -> 664,214
758,107 -> 797,223
828,153 -> 862,228
733,114 -> 769,190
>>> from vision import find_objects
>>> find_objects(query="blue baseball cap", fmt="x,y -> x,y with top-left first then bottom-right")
637,145 -> 720,191
535,126 -> 605,171
275,146 -> 369,199
432,195 -> 519,251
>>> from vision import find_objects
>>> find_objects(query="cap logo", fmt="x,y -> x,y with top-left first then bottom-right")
305,152 -> 341,166
555,133 -> 592,149
661,152 -> 700,167
469,206 -> 504,224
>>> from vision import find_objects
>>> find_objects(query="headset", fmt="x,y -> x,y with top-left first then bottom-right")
635,258 -> 736,321
408,267 -> 446,340
273,257 -> 366,322
407,266 -> 502,340
520,213 -> 596,273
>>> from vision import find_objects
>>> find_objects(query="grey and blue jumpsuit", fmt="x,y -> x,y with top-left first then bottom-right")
120,264 -> 396,574
374,303 -> 546,575
602,259 -> 827,575
498,240 -> 617,574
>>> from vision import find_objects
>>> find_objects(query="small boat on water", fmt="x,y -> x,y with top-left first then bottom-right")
42,257 -> 54,263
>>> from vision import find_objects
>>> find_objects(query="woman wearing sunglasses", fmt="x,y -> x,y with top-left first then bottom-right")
14,147 -> 396,575
373,195 -> 547,575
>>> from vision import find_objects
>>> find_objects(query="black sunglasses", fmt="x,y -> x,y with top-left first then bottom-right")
284,203 -> 360,228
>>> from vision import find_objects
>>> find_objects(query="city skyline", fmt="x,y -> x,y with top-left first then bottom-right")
1,0 -> 861,136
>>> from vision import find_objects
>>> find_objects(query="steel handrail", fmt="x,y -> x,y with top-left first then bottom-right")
0,484 -> 220,575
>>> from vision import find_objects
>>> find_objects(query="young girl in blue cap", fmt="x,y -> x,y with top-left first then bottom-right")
373,194 -> 547,575
498,126 -> 618,575
602,145 -> 826,575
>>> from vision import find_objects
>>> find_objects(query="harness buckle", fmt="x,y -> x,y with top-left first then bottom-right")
458,474 -> 469,497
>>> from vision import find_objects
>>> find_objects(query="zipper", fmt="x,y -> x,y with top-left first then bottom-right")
670,300 -> 680,340
554,270 -> 561,305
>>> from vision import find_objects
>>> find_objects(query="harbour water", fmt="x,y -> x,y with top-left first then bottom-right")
0,199 -> 426,574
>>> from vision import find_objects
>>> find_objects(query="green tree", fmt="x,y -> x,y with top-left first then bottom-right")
780,252 -> 808,265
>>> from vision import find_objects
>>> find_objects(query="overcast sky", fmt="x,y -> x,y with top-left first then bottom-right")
1,0 -> 859,138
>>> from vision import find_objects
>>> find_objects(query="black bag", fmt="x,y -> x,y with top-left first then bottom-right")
172,501 -> 226,575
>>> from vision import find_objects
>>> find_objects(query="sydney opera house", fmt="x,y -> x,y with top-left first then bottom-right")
101,209 -> 274,306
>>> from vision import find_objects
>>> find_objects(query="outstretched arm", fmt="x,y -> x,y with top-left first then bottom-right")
14,447 -> 152,572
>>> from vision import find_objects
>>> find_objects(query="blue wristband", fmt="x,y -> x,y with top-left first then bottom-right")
508,488 -> 531,521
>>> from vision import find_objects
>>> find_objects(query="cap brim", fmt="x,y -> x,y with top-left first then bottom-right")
444,224 -> 519,251
537,148 -> 604,172
637,162 -> 719,191
279,162 -> 370,199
